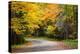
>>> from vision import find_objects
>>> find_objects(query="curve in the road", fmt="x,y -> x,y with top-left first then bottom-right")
12,38 -> 72,53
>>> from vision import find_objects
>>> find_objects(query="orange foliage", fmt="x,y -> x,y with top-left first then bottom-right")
41,4 -> 62,20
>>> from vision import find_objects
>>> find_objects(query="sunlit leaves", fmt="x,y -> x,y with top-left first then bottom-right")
46,25 -> 57,35
10,1 -> 77,40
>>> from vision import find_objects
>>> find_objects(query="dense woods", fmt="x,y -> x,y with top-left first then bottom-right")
9,1 -> 78,45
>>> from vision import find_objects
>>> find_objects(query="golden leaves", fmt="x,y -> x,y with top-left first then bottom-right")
10,2 -> 63,35
42,4 -> 62,20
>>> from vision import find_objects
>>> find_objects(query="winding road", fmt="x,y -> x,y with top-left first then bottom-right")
12,38 -> 71,53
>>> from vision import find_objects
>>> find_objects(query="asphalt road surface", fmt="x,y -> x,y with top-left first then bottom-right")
12,38 -> 71,53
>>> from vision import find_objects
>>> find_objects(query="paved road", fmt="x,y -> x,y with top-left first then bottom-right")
12,38 -> 71,53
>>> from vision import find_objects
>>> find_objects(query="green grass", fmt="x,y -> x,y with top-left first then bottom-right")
63,39 -> 78,49
11,40 -> 29,48
11,38 -> 29,48
26,36 -> 64,41
26,36 -> 58,41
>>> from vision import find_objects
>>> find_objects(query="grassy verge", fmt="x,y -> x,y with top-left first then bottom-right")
63,39 -> 78,49
11,38 -> 29,48
26,36 -> 62,41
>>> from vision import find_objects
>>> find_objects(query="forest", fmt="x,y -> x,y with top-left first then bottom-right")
9,1 -> 78,51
